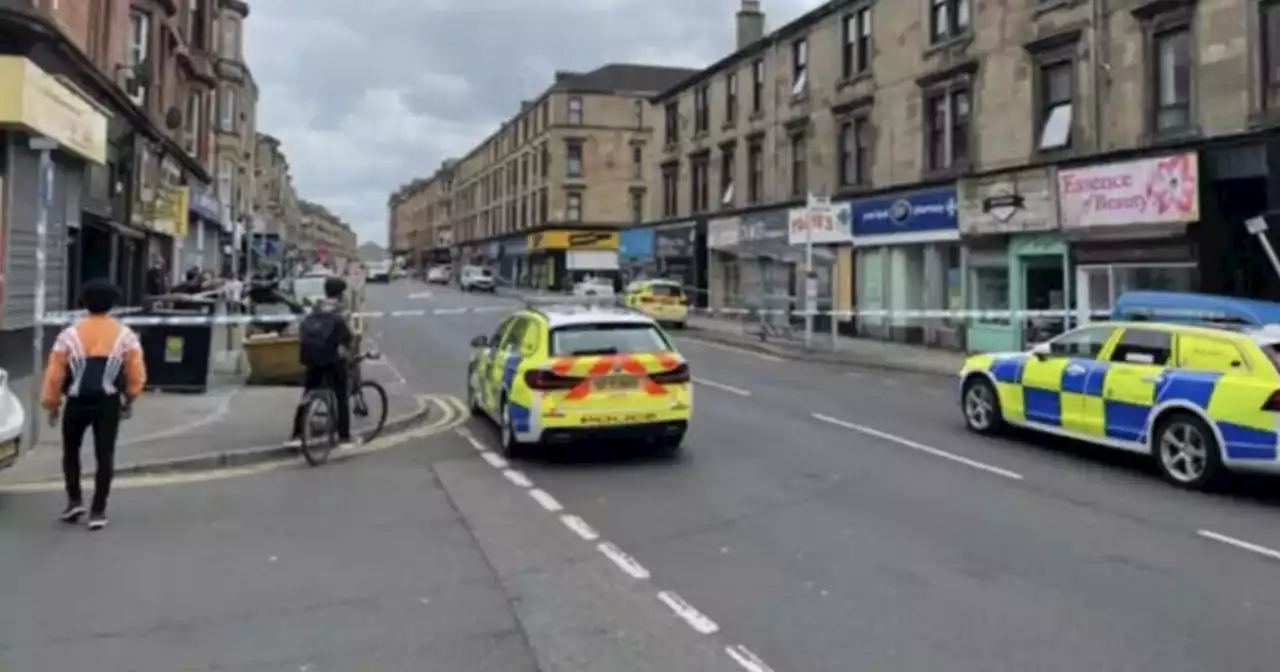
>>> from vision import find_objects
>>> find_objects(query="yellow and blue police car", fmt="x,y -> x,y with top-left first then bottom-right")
959,313 -> 1280,490
466,302 -> 692,456
620,279 -> 689,328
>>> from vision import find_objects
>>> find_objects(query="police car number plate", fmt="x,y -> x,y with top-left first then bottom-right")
593,375 -> 639,391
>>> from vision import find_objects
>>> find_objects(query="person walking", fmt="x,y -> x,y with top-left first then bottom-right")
41,280 -> 147,530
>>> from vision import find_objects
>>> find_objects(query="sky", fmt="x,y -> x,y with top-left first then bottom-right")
244,0 -> 824,247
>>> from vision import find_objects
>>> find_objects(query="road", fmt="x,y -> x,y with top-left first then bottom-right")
3,280 -> 1279,671
372,281 -> 1280,672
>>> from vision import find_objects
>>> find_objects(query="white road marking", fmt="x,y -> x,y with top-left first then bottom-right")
529,488 -> 563,511
882,377 -> 900,386
480,451 -> 508,469
725,644 -> 775,672
502,469 -> 533,488
693,377 -> 751,396
845,371 -> 865,378
684,339 -> 784,362
597,542 -> 651,579
408,291 -> 433,299
457,428 -> 488,452
561,514 -> 600,540
656,590 -> 720,634
1198,530 -> 1280,563
811,413 -> 1023,480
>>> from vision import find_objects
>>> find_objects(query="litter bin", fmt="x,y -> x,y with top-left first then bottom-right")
135,308 -> 215,393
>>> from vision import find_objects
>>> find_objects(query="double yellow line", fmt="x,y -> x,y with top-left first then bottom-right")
0,394 -> 471,494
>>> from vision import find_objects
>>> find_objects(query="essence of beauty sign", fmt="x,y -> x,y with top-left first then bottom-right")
1058,153 -> 1199,228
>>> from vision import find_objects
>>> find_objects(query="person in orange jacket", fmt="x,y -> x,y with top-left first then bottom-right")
42,280 -> 147,530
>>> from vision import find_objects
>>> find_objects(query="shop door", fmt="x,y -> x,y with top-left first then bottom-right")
1023,257 -> 1066,348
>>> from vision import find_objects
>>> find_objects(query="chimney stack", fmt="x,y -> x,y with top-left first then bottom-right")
736,0 -> 764,50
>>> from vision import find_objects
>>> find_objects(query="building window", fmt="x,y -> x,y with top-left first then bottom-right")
126,10 -> 150,103
566,192 -> 582,221
747,141 -> 763,204
220,87 -> 236,130
1038,60 -> 1073,150
842,7 -> 872,78
221,16 -> 238,59
695,84 -> 710,133
661,162 -> 679,217
924,87 -> 970,171
632,145 -> 643,179
929,0 -> 970,43
791,38 -> 808,96
838,117 -> 872,186
634,100 -> 644,127
720,145 -> 735,207
566,142 -> 583,177
541,144 -> 550,178
631,190 -> 644,223
1153,27 -> 1192,133
218,157 -> 233,200
539,189 -> 548,223
691,154 -> 710,214
725,73 -> 738,126
1263,2 -> 1280,111
664,102 -> 679,145
189,0 -> 206,50
568,96 -> 583,124
790,133 -> 807,197
521,155 -> 530,187
752,59 -> 765,112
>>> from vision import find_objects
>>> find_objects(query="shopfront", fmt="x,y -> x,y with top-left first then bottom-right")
525,229 -> 619,290
851,186 -> 962,347
499,236 -> 525,285
708,209 -> 834,322
653,221 -> 706,305
1058,152 -> 1200,323
618,227 -> 656,287
0,55 -> 108,333
186,182 -> 224,275
959,167 -> 1068,352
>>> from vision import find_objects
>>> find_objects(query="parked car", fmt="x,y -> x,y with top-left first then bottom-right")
460,266 -> 496,292
573,276 -> 616,298
426,266 -> 451,284
0,367 -> 27,472
367,261 -> 392,283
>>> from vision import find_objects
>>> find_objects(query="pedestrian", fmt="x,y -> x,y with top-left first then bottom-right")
144,257 -> 167,298
42,279 -> 147,530
288,276 -> 355,447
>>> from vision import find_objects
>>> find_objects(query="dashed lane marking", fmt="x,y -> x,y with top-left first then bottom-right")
811,413 -> 1023,481
561,514 -> 600,541
502,469 -> 533,488
529,488 -> 563,512
1198,530 -> 1280,563
597,542 -> 651,579
693,377 -> 752,396
480,451 -> 509,470
657,590 -> 720,634
726,644 -> 776,672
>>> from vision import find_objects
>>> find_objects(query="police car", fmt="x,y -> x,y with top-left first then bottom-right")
466,301 -> 691,456
960,292 -> 1280,491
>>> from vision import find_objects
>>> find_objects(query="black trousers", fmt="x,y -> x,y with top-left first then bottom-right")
292,364 -> 351,441
62,396 -> 122,514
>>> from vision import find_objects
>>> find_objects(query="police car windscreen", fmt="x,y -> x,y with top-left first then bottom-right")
550,324 -> 671,356
651,284 -> 685,298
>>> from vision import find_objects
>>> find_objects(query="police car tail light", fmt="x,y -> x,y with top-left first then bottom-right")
650,363 -> 690,384
525,369 -> 583,390
1261,391 -> 1280,411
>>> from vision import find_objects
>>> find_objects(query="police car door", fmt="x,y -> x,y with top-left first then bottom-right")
485,317 -> 529,410
474,317 -> 515,413
1024,325 -> 1117,431
1102,327 -> 1173,444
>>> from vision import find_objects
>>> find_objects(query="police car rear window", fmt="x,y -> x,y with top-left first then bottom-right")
650,284 -> 685,298
550,324 -> 671,356
1262,344 -> 1280,373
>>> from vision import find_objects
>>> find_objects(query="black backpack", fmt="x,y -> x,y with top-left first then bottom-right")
298,309 -> 345,368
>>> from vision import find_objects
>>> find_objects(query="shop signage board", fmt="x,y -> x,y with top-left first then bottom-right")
707,217 -> 741,249
188,183 -> 224,226
526,230 -> 619,250
0,56 -> 108,164
655,222 -> 696,258
1058,152 -> 1199,228
958,167 -> 1058,235
788,196 -> 853,245
619,227 -> 655,259
849,186 -> 958,239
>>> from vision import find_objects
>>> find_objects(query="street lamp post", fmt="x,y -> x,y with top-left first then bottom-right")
27,136 -> 59,445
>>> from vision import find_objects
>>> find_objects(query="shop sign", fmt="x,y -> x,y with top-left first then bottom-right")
526,229 -> 619,250
655,222 -> 696,257
188,183 -> 224,226
788,197 -> 853,245
850,187 -> 958,237
0,56 -> 108,164
619,227 -> 655,259
502,237 -> 526,256
740,210 -> 788,244
1058,152 -> 1198,229
959,168 -> 1057,235
708,217 -> 740,249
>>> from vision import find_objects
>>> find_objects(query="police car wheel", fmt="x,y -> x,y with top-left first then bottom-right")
499,398 -> 527,458
466,373 -> 483,417
962,378 -> 1004,434
1153,412 -> 1223,490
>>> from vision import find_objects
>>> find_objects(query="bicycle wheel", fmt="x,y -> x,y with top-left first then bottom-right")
299,392 -> 337,466
351,380 -> 389,442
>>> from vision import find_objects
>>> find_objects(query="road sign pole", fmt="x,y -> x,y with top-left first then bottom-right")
28,137 -> 58,446
1245,215 -> 1280,284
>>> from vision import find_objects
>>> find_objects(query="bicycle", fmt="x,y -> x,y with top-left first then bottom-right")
298,351 -> 390,466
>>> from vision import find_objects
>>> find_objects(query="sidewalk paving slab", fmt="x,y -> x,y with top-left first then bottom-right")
0,366 -> 427,484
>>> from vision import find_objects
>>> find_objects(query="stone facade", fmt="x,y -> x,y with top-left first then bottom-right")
214,0 -> 258,228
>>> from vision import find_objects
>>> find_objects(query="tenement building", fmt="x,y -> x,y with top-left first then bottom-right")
646,0 -> 1279,350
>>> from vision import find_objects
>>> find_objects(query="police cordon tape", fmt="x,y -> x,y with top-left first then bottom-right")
35,304 -> 1243,327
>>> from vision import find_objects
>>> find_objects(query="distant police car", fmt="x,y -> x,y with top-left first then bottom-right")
960,292 -> 1280,491
466,301 -> 691,456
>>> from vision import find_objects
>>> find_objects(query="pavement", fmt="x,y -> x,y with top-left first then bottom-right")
3,281 -> 1280,671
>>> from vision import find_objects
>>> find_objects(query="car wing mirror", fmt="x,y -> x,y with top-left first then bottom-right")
1030,342 -> 1053,360
470,335 -> 488,348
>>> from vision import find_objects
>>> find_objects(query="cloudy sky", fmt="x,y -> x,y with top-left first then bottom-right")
244,0 -> 824,246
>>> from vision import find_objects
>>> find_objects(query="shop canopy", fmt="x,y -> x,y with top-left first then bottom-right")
1112,291 -> 1280,327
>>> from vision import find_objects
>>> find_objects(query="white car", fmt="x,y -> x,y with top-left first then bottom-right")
426,266 -> 451,284
367,262 -> 392,283
460,266 -> 496,292
0,368 -> 27,472
573,277 -> 616,297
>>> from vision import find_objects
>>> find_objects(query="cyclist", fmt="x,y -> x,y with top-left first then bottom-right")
289,276 -> 355,447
